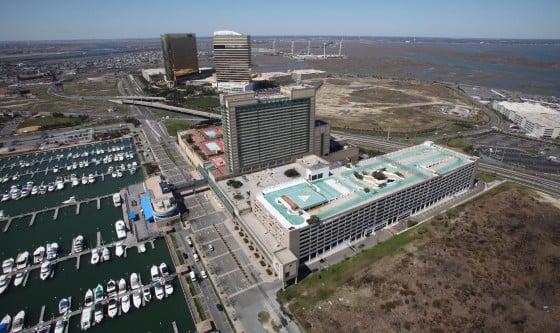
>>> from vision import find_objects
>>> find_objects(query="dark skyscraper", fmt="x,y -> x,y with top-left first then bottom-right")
160,33 -> 199,84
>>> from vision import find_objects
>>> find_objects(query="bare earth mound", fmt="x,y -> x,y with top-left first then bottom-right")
287,185 -> 560,332
315,77 -> 486,132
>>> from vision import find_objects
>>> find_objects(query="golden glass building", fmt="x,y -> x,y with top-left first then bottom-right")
160,33 -> 199,84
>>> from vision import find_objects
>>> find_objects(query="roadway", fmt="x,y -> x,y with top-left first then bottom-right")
333,131 -> 560,195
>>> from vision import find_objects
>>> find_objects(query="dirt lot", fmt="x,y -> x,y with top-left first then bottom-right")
279,184 -> 560,332
315,77 -> 487,132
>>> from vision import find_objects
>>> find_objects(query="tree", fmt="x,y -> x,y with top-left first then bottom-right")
307,215 -> 321,224
284,168 -> 300,178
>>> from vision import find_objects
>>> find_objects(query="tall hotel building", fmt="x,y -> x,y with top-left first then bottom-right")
213,31 -> 251,83
160,33 -> 199,84
220,86 -> 316,176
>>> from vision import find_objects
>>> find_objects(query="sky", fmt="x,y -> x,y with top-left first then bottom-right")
0,0 -> 559,41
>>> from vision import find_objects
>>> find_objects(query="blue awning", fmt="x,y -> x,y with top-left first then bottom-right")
141,195 -> 154,222
128,210 -> 138,221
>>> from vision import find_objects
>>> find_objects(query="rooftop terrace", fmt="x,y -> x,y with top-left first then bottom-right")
255,142 -> 476,229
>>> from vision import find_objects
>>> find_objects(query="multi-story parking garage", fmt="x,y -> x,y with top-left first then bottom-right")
217,141 -> 478,285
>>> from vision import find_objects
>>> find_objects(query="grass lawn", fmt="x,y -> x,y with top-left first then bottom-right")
185,96 -> 220,108
17,116 -> 86,130
165,120 -> 192,137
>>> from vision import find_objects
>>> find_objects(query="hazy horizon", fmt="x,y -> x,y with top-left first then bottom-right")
0,0 -> 559,41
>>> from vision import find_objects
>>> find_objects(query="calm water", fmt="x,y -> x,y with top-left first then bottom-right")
0,140 -> 196,333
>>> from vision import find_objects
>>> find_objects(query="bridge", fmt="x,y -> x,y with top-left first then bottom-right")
111,99 -> 221,119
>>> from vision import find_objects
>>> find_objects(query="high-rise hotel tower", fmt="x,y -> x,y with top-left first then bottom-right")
213,31 -> 251,83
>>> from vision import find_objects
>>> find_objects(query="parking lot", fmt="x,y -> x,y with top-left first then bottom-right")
467,132 -> 560,174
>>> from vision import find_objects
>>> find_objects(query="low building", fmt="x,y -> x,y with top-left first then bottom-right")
141,68 -> 165,83
493,101 -> 560,139
177,127 -> 228,181
215,142 -> 478,286
143,176 -> 178,223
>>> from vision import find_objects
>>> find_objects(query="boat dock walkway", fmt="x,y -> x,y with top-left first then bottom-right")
2,194 -> 114,232
19,274 -> 179,333
4,232 -> 161,278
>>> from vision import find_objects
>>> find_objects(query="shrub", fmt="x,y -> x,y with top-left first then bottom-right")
353,171 -> 363,180
372,170 -> 387,180
307,215 -> 321,224
227,179 -> 243,188
233,194 -> 243,200
284,168 -> 300,178
364,187 -> 370,193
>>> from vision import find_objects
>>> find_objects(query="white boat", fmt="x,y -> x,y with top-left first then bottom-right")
0,274 -> 9,295
118,278 -> 126,295
159,262 -> 169,278
71,174 -> 79,187
58,298 -> 70,315
88,174 -> 95,184
1,193 -> 9,202
130,273 -> 139,290
90,248 -> 99,265
19,189 -> 28,198
80,307 -> 91,331
46,243 -> 58,260
117,171 -> 123,178
13,272 -> 25,287
81,174 -> 88,185
1,314 -> 11,333
143,287 -> 151,303
115,220 -> 126,239
111,171 -> 117,178
84,289 -> 94,307
53,319 -> 65,333
132,290 -> 142,309
62,196 -> 76,205
55,179 -> 64,191
165,283 -> 174,296
33,246 -> 45,264
102,247 -> 110,262
107,299 -> 118,318
15,252 -> 29,270
10,310 -> 24,333
112,193 -> 121,207
93,303 -> 103,324
38,184 -> 46,195
93,284 -> 104,303
120,294 -> 130,313
47,183 -> 55,192
73,235 -> 84,253
31,186 -> 38,195
1,258 -> 14,274
106,279 -> 117,299
115,243 -> 124,257
39,261 -> 52,280
150,265 -> 160,282
154,282 -> 165,301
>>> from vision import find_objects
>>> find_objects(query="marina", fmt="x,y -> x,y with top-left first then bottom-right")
0,138 -> 196,332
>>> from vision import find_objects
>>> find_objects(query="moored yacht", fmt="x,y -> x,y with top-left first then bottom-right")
132,290 -> 142,309
107,299 -> 118,318
81,174 -> 88,185
115,220 -> 126,239
118,278 -> 126,296
80,306 -> 92,331
94,303 -> 103,324
112,193 -> 121,207
13,271 -> 26,287
58,298 -> 70,315
102,247 -> 110,262
54,319 -> 66,333
90,248 -> 99,265
159,262 -> 169,278
33,246 -> 45,264
84,289 -> 94,307
1,258 -> 13,274
46,243 -> 58,260
15,252 -> 29,270
39,261 -> 53,280
143,287 -> 151,303
121,294 -> 131,314
88,174 -> 95,184
165,282 -> 174,296
62,196 -> 76,205
10,310 -> 24,333
73,235 -> 84,253
106,279 -> 117,299
0,274 -> 10,295
115,243 -> 124,257
150,265 -> 160,282
154,282 -> 165,301
130,272 -> 140,290
93,284 -> 104,303
0,313 -> 11,333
